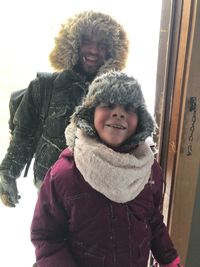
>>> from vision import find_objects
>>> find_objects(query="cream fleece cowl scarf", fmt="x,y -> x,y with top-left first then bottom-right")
74,130 -> 154,203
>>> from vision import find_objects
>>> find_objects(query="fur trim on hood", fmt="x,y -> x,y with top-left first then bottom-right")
49,11 -> 129,74
65,71 -> 156,149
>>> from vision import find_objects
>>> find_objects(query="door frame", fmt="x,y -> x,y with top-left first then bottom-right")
155,0 -> 200,264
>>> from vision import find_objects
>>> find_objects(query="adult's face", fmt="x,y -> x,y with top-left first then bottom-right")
78,35 -> 109,74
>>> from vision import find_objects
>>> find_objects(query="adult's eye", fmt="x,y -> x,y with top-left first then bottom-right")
98,43 -> 107,51
82,40 -> 90,46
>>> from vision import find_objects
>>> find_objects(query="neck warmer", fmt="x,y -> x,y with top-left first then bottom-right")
74,130 -> 154,203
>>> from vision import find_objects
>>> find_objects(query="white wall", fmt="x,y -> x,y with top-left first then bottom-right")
0,1 -> 162,266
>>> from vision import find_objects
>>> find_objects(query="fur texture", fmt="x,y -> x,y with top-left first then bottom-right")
74,130 -> 154,203
49,11 -> 129,74
66,71 -> 156,149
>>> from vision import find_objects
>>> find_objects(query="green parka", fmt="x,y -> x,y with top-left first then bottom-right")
0,11 -> 129,186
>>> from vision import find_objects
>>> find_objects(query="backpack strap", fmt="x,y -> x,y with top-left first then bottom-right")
36,72 -> 57,121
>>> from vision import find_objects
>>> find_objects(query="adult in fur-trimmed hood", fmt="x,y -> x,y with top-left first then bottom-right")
0,11 -> 129,208
49,11 -> 129,75
31,72 -> 182,267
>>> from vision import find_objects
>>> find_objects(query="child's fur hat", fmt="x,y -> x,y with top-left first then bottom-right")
66,71 -> 156,148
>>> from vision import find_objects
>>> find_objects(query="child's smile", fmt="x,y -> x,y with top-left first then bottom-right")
105,123 -> 126,130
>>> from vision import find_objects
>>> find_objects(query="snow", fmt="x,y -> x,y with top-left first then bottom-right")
0,1 -> 162,266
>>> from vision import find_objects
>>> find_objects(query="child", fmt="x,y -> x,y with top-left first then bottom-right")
31,71 -> 183,267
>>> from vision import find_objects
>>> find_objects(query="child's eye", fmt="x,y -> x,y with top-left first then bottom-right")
99,103 -> 115,109
107,103 -> 115,109
105,103 -> 115,109
125,105 -> 137,114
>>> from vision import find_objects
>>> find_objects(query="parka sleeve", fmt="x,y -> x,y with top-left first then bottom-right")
30,168 -> 77,267
0,78 -> 41,178
149,161 -> 179,265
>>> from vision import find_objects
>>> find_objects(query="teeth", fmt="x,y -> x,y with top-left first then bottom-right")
83,56 -> 97,62
110,125 -> 125,129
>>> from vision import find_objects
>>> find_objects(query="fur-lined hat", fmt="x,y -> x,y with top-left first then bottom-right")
49,11 -> 129,74
66,71 -> 156,149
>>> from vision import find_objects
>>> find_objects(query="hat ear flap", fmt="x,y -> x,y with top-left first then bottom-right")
75,106 -> 96,136
65,121 -> 77,149
133,106 -> 155,144
73,106 -> 94,125
65,105 -> 97,149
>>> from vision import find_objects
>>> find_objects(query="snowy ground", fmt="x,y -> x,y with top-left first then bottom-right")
0,173 -> 37,267
0,83 -> 38,266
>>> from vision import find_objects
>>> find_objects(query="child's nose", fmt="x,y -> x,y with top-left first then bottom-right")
112,107 -> 126,118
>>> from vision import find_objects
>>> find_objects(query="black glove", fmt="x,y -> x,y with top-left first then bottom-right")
0,173 -> 20,207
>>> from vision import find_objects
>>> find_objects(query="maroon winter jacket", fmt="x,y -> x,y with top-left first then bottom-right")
31,148 -> 178,267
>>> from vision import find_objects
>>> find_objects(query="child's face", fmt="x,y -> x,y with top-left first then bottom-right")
94,103 -> 138,147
